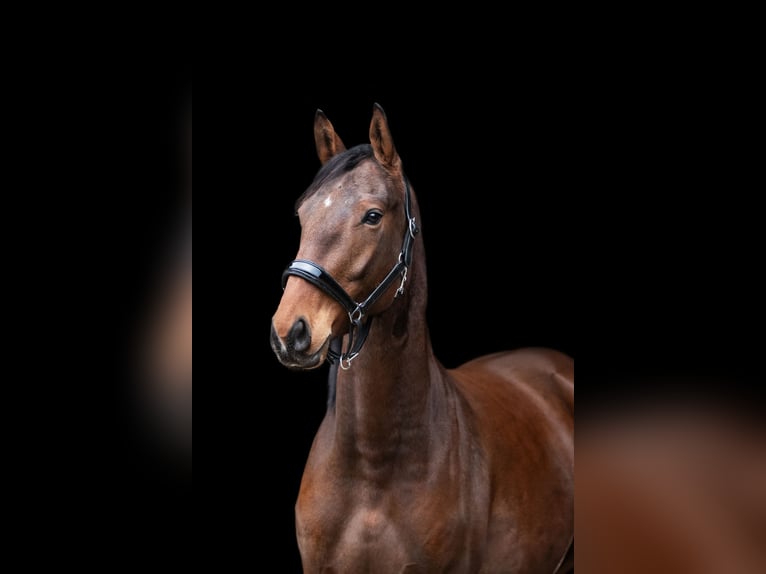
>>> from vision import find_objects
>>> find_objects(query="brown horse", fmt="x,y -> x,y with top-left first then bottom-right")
271,104 -> 574,573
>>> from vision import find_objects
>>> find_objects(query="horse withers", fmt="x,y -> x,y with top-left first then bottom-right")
271,104 -> 574,573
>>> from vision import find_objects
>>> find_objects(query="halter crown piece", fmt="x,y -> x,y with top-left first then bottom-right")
282,178 -> 419,369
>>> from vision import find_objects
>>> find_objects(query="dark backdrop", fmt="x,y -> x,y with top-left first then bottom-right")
242,67 -> 761,567
36,53 -> 761,568
4,52 -> 194,562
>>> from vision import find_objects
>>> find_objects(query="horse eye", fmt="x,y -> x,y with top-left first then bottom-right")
362,210 -> 383,225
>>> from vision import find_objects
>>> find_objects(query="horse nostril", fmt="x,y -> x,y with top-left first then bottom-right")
288,317 -> 311,353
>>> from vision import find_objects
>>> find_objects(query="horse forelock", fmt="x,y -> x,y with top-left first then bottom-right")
295,144 -> 375,212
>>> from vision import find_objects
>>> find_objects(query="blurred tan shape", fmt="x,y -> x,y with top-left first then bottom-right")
577,405 -> 766,573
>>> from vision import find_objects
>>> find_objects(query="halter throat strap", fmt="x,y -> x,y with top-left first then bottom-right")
281,178 -> 419,368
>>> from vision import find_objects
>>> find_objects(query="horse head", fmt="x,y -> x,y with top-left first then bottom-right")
271,104 -> 415,370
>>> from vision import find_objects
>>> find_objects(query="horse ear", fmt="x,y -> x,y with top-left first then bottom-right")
314,109 -> 346,165
369,103 -> 400,170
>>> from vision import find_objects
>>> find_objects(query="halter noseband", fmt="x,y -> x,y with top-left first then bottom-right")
281,178 -> 419,369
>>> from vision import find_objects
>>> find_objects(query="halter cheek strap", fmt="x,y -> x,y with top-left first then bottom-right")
281,178 -> 419,369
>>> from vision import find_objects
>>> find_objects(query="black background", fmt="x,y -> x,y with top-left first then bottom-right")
17,42 -> 762,567
215,61 -> 760,567
10,53 -> 195,556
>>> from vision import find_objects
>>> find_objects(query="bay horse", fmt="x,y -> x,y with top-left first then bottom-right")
270,104 -> 574,573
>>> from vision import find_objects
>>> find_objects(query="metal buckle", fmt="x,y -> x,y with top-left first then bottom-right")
408,217 -> 418,239
395,266 -> 408,297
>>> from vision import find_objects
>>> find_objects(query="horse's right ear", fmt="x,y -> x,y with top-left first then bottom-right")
314,109 -> 346,165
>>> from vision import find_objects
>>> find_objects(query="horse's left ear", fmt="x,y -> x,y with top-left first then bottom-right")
369,103 -> 400,170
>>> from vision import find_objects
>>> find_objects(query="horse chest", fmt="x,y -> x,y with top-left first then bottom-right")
298,503 -> 471,572
296,465 -> 478,572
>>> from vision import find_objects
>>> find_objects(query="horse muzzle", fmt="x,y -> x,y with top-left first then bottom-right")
270,318 -> 329,370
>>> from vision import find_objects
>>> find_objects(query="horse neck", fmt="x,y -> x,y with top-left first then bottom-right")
331,244 -> 437,462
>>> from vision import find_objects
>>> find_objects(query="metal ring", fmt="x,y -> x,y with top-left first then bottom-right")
349,306 -> 363,324
340,352 -> 358,370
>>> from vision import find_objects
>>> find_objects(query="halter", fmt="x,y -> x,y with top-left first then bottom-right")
282,178 -> 419,369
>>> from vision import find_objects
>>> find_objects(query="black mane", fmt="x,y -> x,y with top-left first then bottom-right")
295,144 -> 374,212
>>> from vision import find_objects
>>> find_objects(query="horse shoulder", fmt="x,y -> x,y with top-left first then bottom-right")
449,347 -> 573,466
446,347 -> 575,570
452,347 -> 573,425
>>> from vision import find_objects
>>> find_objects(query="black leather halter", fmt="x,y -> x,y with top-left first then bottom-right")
282,178 -> 419,369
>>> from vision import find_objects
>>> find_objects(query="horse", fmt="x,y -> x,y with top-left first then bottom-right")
270,103 -> 574,573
